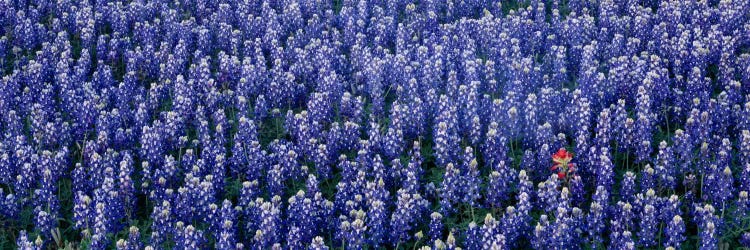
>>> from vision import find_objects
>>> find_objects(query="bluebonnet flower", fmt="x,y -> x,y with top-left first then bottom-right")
586,197 -> 606,247
461,149 -> 480,206
572,92 -> 592,163
175,173 -> 200,222
0,36 -> 6,61
481,121 -> 508,166
368,155 -> 389,188
267,165 -> 285,199
653,141 -> 676,190
714,166 -> 734,210
534,123 -> 554,153
254,95 -> 270,120
314,143 -> 332,180
34,163 -> 60,239
0,189 -> 17,219
194,176 -> 217,222
700,220 -> 718,250
254,196 -> 283,248
73,192 -> 93,231
149,200 -> 174,247
672,129 -> 693,174
230,116 -> 259,177
335,161 -> 363,214
621,117 -> 636,155
614,230 -> 636,250
355,148 -> 372,178
486,162 -> 513,208
433,121 -> 455,168
0,147 -> 11,185
741,232 -> 750,248
281,149 -> 303,182
90,202 -> 110,250
610,201 -> 634,247
594,108 -> 612,149
347,210 -> 367,250
488,233 -> 507,249
499,205 -> 527,248
440,163 -> 460,215
516,169 -> 534,199
175,223 -> 205,250
737,191 -> 750,219
340,121 -> 362,152
684,108 -> 704,148
514,186 -> 532,233
16,230 -> 41,250
538,175 -> 560,213
404,142 -> 424,187
429,212 -> 443,242
383,104 -> 405,160
505,105 -> 521,140
116,226 -> 140,250
595,147 -> 615,192
286,224 -> 307,249
389,189 -> 427,245
661,194 -> 682,225
523,93 -> 539,143
216,200 -> 237,250
640,165 -> 656,192
695,204 -> 719,250
15,162 -> 35,205
140,125 -> 165,167
367,199 -> 387,248
463,222 -> 482,250
308,236 -> 329,250
126,226 -> 141,250
665,215 -> 685,249
531,215 -> 551,248
638,203 -> 658,247
620,171 -> 637,202
565,174 -> 584,205
481,213 -> 500,249
549,188 -> 579,248
336,215 -> 352,249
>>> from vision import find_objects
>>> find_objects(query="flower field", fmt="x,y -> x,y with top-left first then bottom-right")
1,0 -> 750,249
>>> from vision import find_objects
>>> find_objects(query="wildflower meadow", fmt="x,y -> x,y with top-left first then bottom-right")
0,0 -> 750,249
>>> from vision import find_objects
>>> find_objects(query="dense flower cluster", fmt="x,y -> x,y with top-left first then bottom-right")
1,0 -> 750,248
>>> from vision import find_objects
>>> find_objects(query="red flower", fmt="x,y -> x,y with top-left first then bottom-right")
551,148 -> 574,180
552,148 -> 573,165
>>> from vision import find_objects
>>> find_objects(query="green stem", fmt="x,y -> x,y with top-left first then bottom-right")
657,222 -> 664,247
626,149 -> 630,172
471,205 -> 475,222
700,174 -> 704,199
664,107 -> 671,135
